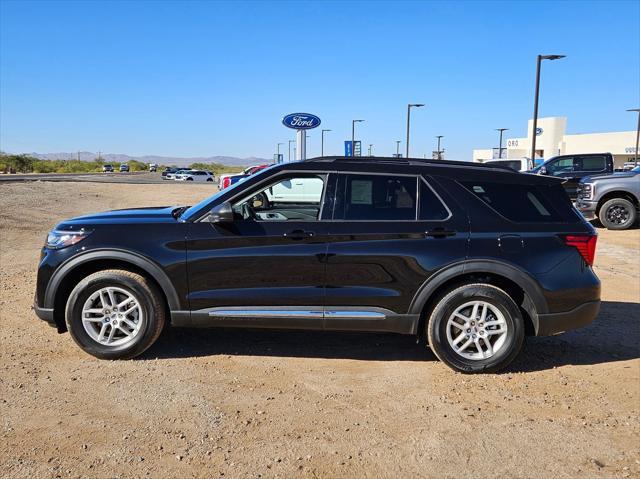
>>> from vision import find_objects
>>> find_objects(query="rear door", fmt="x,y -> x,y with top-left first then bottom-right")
323,172 -> 469,333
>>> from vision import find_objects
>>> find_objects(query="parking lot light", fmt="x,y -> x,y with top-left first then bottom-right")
495,128 -> 509,159
436,136 -> 444,160
406,103 -> 425,158
321,129 -> 332,157
531,54 -> 566,162
627,108 -> 640,163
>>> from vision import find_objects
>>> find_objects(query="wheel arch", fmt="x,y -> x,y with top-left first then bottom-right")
46,250 -> 180,332
409,260 -> 546,337
596,190 -> 639,215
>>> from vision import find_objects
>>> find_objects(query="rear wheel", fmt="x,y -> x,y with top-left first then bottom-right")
65,269 -> 165,359
599,198 -> 636,230
427,283 -> 524,373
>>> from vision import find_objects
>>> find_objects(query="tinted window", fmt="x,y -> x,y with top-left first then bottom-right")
488,160 -> 523,171
338,174 -> 417,221
419,179 -> 450,220
579,156 -> 606,171
461,182 -> 566,222
546,157 -> 576,174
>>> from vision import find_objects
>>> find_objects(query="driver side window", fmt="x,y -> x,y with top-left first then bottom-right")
547,157 -> 576,175
232,175 -> 326,221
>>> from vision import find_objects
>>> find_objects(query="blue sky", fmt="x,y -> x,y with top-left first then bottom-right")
1,0 -> 638,160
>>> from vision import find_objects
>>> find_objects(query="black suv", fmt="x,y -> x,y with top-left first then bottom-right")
34,157 -> 601,373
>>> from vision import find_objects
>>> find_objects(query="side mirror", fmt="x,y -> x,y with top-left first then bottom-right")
538,166 -> 547,175
208,202 -> 234,223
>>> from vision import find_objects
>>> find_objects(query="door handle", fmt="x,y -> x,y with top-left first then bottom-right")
284,229 -> 315,240
425,228 -> 456,238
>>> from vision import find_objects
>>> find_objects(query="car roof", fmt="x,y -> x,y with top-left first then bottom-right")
268,156 -> 564,185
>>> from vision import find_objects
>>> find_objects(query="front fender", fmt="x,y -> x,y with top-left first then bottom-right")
44,249 -> 181,311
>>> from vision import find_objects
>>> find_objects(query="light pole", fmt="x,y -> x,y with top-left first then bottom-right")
321,129 -> 331,157
436,136 -> 444,160
406,103 -> 424,158
531,54 -> 565,162
628,109 -> 640,164
288,140 -> 295,162
495,128 -> 509,159
352,119 -> 364,157
396,140 -> 402,157
276,142 -> 284,163
368,144 -> 373,156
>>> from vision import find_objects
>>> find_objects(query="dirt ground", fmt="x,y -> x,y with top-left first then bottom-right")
1,181 -> 639,479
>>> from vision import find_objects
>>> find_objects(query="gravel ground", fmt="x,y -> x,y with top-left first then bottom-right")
1,181 -> 638,479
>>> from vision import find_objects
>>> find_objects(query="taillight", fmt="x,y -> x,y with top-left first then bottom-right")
222,177 -> 230,189
562,234 -> 597,266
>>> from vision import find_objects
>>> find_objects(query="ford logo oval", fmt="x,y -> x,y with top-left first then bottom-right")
282,113 -> 321,130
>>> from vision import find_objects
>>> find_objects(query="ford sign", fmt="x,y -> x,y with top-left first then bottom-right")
282,113 -> 321,130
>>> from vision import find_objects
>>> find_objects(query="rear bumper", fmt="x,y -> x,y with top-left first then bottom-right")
536,300 -> 600,336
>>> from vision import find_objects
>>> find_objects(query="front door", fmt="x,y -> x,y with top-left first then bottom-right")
323,172 -> 469,333
185,172 -> 332,329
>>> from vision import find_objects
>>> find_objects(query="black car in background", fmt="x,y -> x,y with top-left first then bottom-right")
531,153 -> 614,200
34,157 -> 600,373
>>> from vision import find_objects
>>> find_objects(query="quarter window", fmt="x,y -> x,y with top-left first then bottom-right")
579,156 -> 606,171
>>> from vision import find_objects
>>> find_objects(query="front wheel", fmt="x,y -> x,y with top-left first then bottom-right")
65,269 -> 166,359
427,283 -> 525,373
599,198 -> 636,230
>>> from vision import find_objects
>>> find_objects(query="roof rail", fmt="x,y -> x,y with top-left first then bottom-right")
304,156 -> 516,171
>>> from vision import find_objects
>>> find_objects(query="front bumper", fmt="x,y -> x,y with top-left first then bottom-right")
536,300 -> 600,336
576,199 -> 597,220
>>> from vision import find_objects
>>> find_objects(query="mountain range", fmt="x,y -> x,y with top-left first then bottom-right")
24,151 -> 270,167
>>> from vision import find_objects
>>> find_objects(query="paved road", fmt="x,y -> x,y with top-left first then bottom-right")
0,172 -> 177,184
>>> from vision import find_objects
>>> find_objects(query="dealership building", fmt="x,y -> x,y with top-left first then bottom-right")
473,116 -> 638,168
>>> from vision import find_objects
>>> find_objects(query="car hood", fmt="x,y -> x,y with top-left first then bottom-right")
57,206 -> 183,228
582,171 -> 638,182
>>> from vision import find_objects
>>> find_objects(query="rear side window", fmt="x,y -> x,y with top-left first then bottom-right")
420,179 -> 450,220
460,181 -> 575,222
579,156 -> 606,171
338,174 -> 417,220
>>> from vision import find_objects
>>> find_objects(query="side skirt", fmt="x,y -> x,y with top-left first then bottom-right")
170,307 -> 419,335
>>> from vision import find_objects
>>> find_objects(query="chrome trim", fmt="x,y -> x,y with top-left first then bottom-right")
209,309 -> 323,319
324,310 -> 385,320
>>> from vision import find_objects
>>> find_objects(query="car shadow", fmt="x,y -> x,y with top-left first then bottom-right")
140,301 -> 640,371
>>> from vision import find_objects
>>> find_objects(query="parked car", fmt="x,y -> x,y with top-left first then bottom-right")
119,164 -> 129,173
174,170 -> 215,182
220,164 -> 270,189
165,168 -> 192,180
483,158 -> 533,172
622,161 -> 639,171
149,163 -> 158,172
576,166 -> 640,230
531,153 -> 614,200
102,164 -> 114,173
34,156 -> 600,373
162,167 -> 178,180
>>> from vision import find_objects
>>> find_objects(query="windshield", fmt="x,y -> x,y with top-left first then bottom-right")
632,166 -> 640,172
180,165 -> 276,220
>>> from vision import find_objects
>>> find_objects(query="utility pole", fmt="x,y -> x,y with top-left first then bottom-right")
321,129 -> 331,157
288,140 -> 295,162
436,136 -> 444,160
368,144 -> 373,156
351,119 -> 364,157
396,140 -> 401,157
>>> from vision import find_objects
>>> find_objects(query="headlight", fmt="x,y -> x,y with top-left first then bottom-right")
45,230 -> 91,249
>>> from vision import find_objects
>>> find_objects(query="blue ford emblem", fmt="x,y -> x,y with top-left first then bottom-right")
535,127 -> 543,136
282,113 -> 321,130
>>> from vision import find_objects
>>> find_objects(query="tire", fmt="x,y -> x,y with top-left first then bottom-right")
187,177 -> 194,181
207,178 -> 213,182
65,269 -> 166,359
598,198 -> 636,230
427,283 -> 525,373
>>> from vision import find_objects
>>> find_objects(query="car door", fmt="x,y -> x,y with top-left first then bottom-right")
323,172 -> 469,333
185,171 -> 334,329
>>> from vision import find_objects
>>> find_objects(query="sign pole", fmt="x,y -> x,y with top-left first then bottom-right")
296,129 -> 306,161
